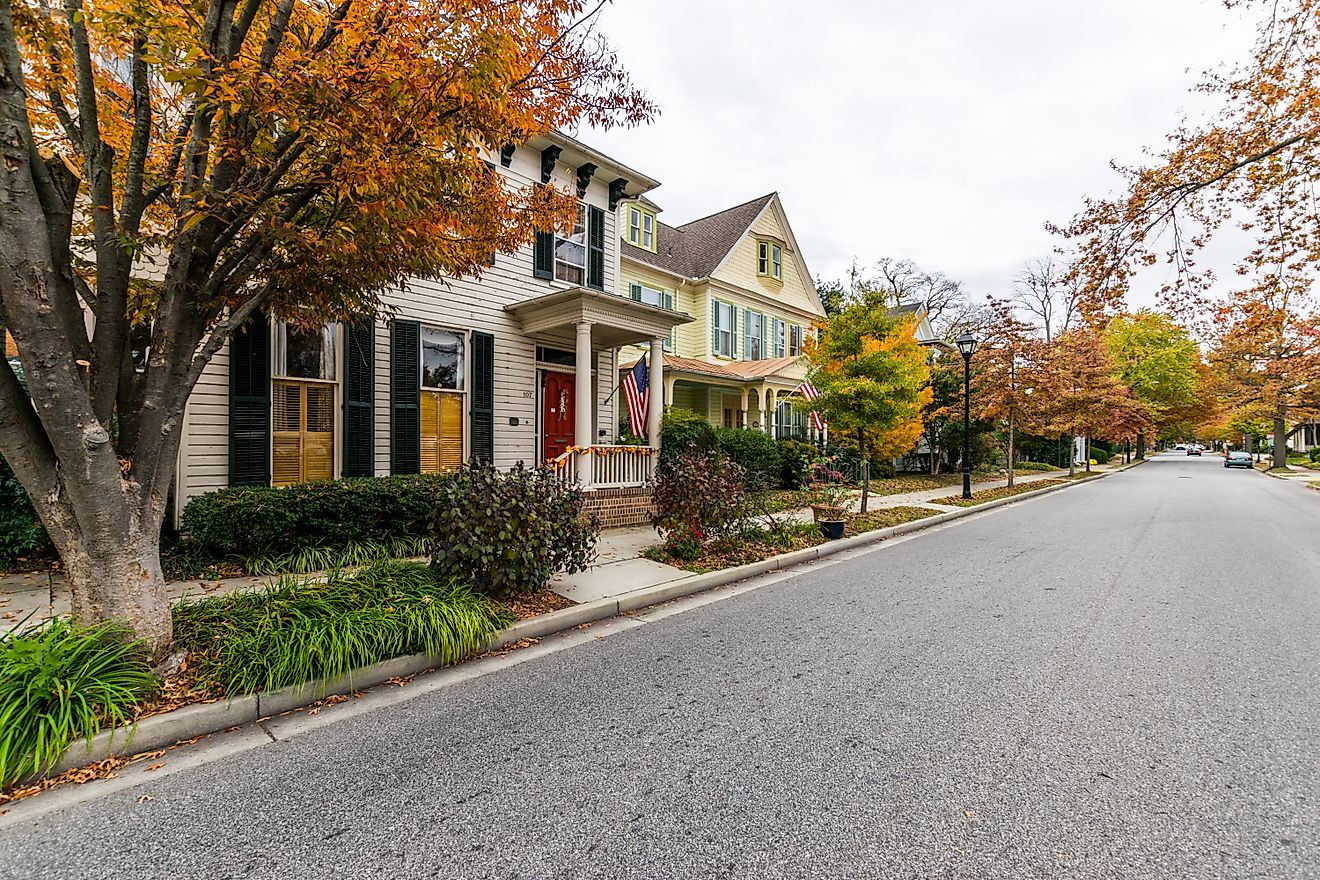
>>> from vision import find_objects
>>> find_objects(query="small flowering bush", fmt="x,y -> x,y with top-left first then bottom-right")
652,444 -> 750,553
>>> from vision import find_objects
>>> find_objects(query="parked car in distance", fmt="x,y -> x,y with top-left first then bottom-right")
1175,444 -> 1187,450
1187,445 -> 1202,456
1224,451 -> 1254,468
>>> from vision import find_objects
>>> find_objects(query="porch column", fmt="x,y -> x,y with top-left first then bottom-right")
740,388 -> 749,429
648,337 -> 664,450
766,389 -> 777,438
575,321 -> 594,487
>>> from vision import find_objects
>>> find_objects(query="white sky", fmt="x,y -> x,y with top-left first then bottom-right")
580,0 -> 1257,304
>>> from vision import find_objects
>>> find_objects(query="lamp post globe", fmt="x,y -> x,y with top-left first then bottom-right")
955,332 -> 978,500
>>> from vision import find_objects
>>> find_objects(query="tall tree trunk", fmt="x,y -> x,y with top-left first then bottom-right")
1006,406 -> 1015,489
1273,412 -> 1288,469
1085,436 -> 1092,473
1136,433 -> 1145,460
856,427 -> 867,482
1067,434 -> 1076,477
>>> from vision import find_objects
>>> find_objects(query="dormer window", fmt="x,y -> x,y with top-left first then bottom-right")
757,240 -> 782,281
627,205 -> 656,251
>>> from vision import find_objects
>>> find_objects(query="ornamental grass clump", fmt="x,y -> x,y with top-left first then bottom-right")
173,560 -> 511,695
0,619 -> 157,789
430,461 -> 599,598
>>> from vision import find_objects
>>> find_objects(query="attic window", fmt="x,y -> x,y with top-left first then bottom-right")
757,240 -> 782,281
627,206 -> 656,251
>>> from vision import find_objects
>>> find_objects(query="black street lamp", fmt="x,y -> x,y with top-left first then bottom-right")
955,331 -> 978,500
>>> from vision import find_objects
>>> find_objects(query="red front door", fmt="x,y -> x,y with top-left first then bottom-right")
541,370 -> 576,462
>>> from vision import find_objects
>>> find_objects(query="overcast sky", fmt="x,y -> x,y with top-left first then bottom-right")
580,0 -> 1256,304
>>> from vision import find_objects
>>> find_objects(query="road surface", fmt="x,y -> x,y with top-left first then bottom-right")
2,453 -> 1318,878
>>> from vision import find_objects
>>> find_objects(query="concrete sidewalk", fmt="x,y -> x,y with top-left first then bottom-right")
0,465 -> 1115,632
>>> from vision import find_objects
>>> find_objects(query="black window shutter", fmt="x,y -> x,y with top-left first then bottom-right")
533,230 -> 554,280
390,319 -> 420,475
587,205 -> 605,290
470,331 -> 495,465
342,323 -> 375,478
228,311 -> 270,486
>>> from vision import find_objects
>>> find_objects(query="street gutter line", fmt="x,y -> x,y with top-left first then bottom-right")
2,464 -> 1140,826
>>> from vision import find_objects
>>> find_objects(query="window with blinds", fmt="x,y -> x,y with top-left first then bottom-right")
272,380 -> 335,486
420,390 -> 463,473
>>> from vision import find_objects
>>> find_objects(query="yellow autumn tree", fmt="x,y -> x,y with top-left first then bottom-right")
803,289 -> 931,465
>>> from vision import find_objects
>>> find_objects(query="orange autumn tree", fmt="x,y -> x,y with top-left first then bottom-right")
1038,330 -> 1150,475
1059,0 -> 1320,467
802,289 -> 931,467
0,0 -> 654,656
972,298 -> 1048,487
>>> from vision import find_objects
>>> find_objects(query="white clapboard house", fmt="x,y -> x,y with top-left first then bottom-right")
174,132 -> 690,526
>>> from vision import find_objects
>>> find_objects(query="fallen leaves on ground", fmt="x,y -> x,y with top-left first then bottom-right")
502,589 -> 576,620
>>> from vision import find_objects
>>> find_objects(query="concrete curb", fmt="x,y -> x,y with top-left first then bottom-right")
40,467 -> 1119,780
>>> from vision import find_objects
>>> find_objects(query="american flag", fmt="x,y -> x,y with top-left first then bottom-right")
623,358 -> 650,437
796,379 -> 825,432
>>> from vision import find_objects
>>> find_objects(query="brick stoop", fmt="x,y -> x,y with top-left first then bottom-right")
582,486 -> 655,529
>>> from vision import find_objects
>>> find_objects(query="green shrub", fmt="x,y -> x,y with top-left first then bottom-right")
173,560 -> 510,695
1089,448 -> 1111,465
1016,461 -> 1057,472
180,475 -> 448,557
776,439 -> 815,489
870,460 -> 897,480
715,428 -> 782,490
0,619 -> 157,789
652,445 -> 750,551
659,408 -> 717,466
0,457 -> 52,565
430,461 -> 598,598
1309,447 -> 1320,463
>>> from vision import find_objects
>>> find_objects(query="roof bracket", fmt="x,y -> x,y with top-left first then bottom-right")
575,163 -> 598,198
608,177 -> 629,211
540,146 -> 562,184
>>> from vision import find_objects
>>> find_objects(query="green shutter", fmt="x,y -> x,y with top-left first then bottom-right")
743,309 -> 751,361
587,205 -> 605,290
470,330 -> 495,465
730,307 -> 738,358
711,300 -> 720,354
390,320 -> 420,475
228,311 -> 270,486
342,323 -> 374,478
533,230 -> 554,280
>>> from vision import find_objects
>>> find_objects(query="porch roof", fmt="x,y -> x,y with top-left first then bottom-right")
621,353 -> 809,387
505,288 -> 693,348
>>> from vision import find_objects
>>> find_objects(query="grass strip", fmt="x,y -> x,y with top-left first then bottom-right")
173,559 -> 512,696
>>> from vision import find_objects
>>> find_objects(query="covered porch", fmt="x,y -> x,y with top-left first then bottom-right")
505,288 -> 691,489
626,353 -> 826,444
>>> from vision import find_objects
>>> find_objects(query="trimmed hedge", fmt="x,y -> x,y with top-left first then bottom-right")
715,428 -> 782,489
659,408 -> 716,467
1090,449 -> 1111,465
0,457 -> 51,566
181,475 -> 449,556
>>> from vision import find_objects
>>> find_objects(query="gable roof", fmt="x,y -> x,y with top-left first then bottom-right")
622,193 -> 776,280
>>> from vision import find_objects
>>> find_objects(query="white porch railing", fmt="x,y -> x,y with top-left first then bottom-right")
549,445 -> 655,489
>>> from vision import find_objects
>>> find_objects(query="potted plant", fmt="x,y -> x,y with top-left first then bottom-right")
811,484 -> 850,538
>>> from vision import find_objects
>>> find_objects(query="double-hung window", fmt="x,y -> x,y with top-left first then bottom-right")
789,324 -> 804,357
713,300 -> 735,358
629,282 -> 674,351
271,322 -> 338,486
757,240 -> 783,281
627,206 -> 656,251
747,312 -> 763,361
775,319 -> 787,358
554,204 -> 587,284
419,326 -> 466,474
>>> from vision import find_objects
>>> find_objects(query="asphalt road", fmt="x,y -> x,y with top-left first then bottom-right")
3,454 -> 1318,879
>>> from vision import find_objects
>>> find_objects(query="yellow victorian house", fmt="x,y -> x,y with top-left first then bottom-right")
617,192 -> 827,440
